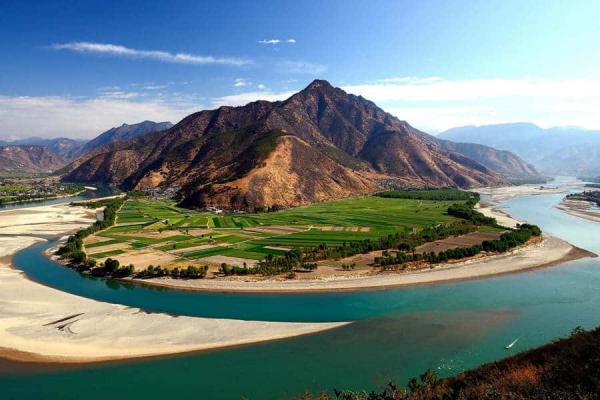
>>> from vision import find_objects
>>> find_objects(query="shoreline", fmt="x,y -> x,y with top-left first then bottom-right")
556,198 -> 600,224
1,186 -> 596,363
0,189 -> 86,207
0,204 -> 347,364
126,236 -> 595,293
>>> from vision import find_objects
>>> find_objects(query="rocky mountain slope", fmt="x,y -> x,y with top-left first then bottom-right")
0,145 -> 68,173
437,140 -> 539,178
62,80 -> 509,209
74,120 -> 173,158
438,123 -> 600,176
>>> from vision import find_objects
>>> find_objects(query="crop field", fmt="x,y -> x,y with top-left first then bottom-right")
82,196 -> 466,268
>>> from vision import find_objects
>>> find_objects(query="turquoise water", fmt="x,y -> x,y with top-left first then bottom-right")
2,184 -> 600,399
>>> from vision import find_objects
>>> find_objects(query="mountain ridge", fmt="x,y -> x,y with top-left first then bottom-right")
62,80 -> 514,209
438,123 -> 600,175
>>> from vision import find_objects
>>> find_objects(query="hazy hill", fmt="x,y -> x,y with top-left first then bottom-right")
62,80 -> 510,210
0,137 -> 85,160
437,139 -> 539,178
438,123 -> 600,176
0,145 -> 67,173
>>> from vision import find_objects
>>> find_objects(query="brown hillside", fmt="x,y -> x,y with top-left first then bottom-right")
62,80 -> 508,209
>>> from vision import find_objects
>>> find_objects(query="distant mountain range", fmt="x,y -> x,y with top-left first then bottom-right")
0,121 -> 172,174
0,137 -> 85,160
438,123 -> 600,176
0,145 -> 68,173
61,80 -> 537,209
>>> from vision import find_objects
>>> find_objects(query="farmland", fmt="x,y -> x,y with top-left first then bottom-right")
82,195 -> 476,269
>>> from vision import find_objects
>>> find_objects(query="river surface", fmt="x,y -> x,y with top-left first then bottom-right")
2,180 -> 600,399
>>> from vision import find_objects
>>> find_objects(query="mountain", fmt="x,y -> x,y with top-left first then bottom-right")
0,145 -> 67,173
438,123 -> 600,176
74,120 -> 173,158
437,140 -> 539,178
62,80 -> 507,210
0,137 -> 86,159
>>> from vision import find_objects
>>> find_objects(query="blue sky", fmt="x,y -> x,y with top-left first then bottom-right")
1,0 -> 600,138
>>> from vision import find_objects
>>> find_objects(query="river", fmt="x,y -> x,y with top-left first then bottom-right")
2,180 -> 600,399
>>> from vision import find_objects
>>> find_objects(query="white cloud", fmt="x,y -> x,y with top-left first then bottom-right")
0,95 -> 199,139
257,84 -> 266,90
341,77 -> 600,132
233,78 -> 250,87
277,60 -> 327,75
258,38 -> 296,45
51,42 -> 251,66
258,39 -> 281,45
211,90 -> 295,108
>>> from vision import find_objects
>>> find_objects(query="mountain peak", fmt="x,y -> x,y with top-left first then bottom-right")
304,79 -> 334,91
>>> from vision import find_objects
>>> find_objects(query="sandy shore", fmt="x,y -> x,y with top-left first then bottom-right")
133,236 -> 594,293
475,184 -> 571,201
556,199 -> 600,224
476,203 -> 522,229
0,204 -> 346,363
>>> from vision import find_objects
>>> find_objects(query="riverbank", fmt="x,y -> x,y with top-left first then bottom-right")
0,204 -> 346,363
556,198 -> 600,224
475,184 -> 571,201
130,236 -> 594,293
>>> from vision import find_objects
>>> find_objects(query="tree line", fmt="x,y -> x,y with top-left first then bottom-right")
375,223 -> 541,268
376,187 -> 479,202
57,196 -> 126,266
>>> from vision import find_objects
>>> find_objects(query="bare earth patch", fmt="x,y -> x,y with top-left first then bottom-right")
417,231 -> 502,254
198,255 -> 258,267
100,250 -> 179,269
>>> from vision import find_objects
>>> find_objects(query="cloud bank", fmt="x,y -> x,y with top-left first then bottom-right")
0,95 -> 198,139
342,78 -> 600,132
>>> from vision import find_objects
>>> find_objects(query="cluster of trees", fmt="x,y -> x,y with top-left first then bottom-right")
253,204 -> 285,213
57,196 -> 126,264
341,263 -> 356,271
137,264 -> 209,279
376,187 -> 479,202
566,190 -> 600,207
375,224 -> 541,268
249,250 -> 319,276
447,203 -> 496,225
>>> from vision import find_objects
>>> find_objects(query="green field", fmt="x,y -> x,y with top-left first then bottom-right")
85,196 -> 465,264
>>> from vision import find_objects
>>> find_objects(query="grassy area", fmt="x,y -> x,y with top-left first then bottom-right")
84,196 -> 467,265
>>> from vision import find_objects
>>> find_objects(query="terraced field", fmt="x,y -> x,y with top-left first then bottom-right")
83,196 -> 469,268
